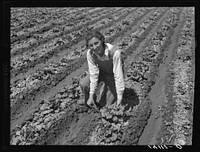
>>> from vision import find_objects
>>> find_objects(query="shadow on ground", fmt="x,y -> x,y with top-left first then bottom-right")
122,87 -> 140,111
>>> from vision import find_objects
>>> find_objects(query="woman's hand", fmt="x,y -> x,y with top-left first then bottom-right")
87,95 -> 95,107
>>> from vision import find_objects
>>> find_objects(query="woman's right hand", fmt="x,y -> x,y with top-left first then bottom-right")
87,96 -> 95,107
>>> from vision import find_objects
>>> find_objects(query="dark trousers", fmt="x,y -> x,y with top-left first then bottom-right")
79,71 -> 117,108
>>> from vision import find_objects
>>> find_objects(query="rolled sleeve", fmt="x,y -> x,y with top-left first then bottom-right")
86,50 -> 99,95
113,49 -> 125,100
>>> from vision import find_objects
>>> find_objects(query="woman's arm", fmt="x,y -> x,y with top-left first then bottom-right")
113,49 -> 125,104
86,50 -> 99,97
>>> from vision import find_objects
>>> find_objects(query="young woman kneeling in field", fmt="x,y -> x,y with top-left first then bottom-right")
79,30 -> 125,108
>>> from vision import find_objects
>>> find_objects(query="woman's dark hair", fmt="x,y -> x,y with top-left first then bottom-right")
85,30 -> 106,49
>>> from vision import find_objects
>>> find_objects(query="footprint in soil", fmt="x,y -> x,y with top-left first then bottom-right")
122,87 -> 140,111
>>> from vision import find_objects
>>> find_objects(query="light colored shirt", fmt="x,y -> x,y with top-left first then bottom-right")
86,43 -> 125,100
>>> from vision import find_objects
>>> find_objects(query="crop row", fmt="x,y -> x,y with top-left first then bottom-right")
113,7 -> 167,51
10,8 -> 160,121
10,7 -> 183,145
155,7 -> 194,145
10,7 -> 99,36
10,7 -> 76,29
103,9 -> 165,42
11,8 -> 73,32
10,8 -> 145,78
10,7 -> 114,56
139,8 -> 181,64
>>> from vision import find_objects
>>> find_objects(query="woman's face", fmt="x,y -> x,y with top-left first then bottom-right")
88,37 -> 104,56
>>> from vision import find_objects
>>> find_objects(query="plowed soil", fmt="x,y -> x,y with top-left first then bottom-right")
10,7 -> 195,146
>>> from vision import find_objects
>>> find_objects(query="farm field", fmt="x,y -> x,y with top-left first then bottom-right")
10,7 -> 195,145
